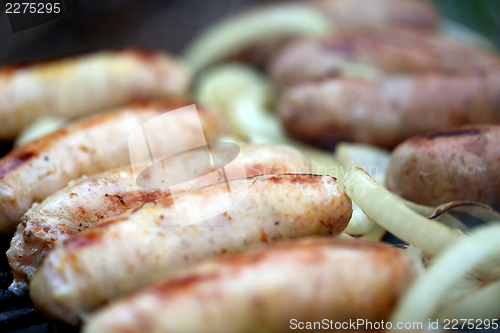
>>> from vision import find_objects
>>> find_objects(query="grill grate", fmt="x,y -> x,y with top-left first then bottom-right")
0,236 -> 79,333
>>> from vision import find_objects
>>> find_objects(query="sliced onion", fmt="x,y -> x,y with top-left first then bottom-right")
183,4 -> 331,71
333,143 -> 390,237
344,202 -> 376,235
360,223 -> 386,241
217,135 -> 248,147
15,116 -> 67,146
438,279 -> 500,320
195,63 -> 344,178
401,198 -> 469,233
338,233 -> 354,240
429,201 -> 500,227
439,18 -> 496,51
390,224 -> 500,324
404,245 -> 426,276
338,167 -> 463,255
195,64 -> 277,142
334,142 -> 390,185
286,140 -> 343,178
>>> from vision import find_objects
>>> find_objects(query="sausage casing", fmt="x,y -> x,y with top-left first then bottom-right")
270,29 -> 500,87
0,48 -> 190,139
311,0 -> 437,32
229,0 -> 438,65
30,174 -> 352,324
83,237 -> 415,333
278,71 -> 500,149
386,124 -> 500,208
0,102 -> 222,234
8,144 -> 309,284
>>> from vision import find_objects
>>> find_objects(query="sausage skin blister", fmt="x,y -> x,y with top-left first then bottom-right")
30,174 -> 352,325
0,48 -> 190,140
8,144 -> 309,285
83,237 -> 415,333
270,29 -> 500,87
386,124 -> 500,208
278,70 -> 500,149
0,102 -> 223,234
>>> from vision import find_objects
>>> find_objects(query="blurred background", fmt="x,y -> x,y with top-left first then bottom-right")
0,0 -> 499,65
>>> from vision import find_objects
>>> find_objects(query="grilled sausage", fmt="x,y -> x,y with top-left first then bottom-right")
8,144 -> 309,285
228,0 -> 438,66
278,70 -> 500,149
0,102 -> 223,234
386,124 -> 500,208
82,237 -> 415,333
270,29 -> 500,87
0,48 -> 190,140
311,0 -> 437,32
30,174 -> 352,325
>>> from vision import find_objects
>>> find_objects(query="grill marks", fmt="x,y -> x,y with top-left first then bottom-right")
423,128 -> 482,139
0,150 -> 36,179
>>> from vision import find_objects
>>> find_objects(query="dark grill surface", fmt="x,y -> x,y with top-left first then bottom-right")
0,237 -> 41,333
0,235 -> 77,333
0,1 -> 499,332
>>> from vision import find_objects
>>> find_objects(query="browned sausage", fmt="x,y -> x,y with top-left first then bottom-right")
270,29 -> 500,87
311,0 -> 437,31
278,70 -> 500,149
82,237 -> 415,333
214,0 -> 438,66
7,144 -> 309,286
30,174 -> 352,324
386,124 -> 500,208
0,48 -> 190,140
0,102 -> 223,234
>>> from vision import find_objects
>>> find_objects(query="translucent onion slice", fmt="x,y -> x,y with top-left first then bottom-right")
329,100 -> 497,239
360,223 -> 386,241
195,63 -> 344,178
438,279 -> 500,320
439,18 -> 497,51
195,64 -> 278,142
196,64 -> 362,238
401,198 -> 469,232
338,233 -> 354,240
217,135 -> 247,147
183,4 -> 331,71
343,202 -> 376,235
390,224 -> 500,324
338,167 -> 463,255
15,116 -> 67,146
334,142 -> 390,185
404,245 -> 426,276
287,141 -> 343,178
333,143 -> 390,236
